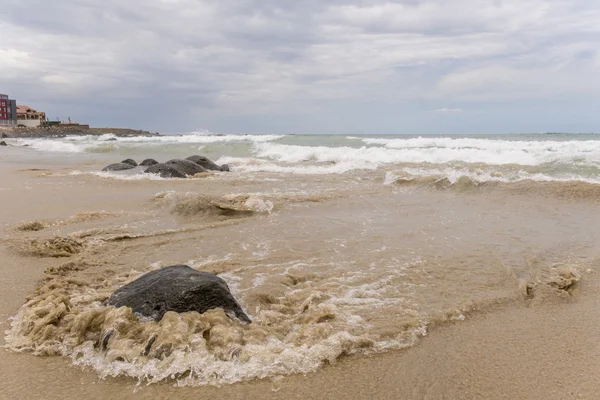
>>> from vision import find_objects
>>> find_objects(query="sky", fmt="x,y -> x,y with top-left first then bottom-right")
1,0 -> 599,134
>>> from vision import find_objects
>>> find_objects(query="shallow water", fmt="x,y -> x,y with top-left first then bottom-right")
1,132 -> 599,398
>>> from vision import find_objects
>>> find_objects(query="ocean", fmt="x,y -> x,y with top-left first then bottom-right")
1,132 -> 599,399
6,132 -> 600,183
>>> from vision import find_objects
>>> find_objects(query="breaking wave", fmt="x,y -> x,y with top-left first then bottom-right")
358,136 -> 600,164
121,132 -> 285,144
16,133 -> 284,154
383,167 -> 600,186
253,139 -> 600,167
217,156 -> 376,175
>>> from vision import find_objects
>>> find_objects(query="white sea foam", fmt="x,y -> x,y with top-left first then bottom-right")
5,258 -> 431,387
118,133 -> 285,144
253,140 -> 600,167
360,137 -> 600,165
18,137 -> 119,153
20,139 -> 85,153
98,133 -> 119,141
214,138 -> 600,176
70,171 -> 174,180
16,133 -> 283,153
217,156 -> 376,175
383,167 -> 600,186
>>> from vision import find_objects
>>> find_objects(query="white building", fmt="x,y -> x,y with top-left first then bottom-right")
16,105 -> 46,127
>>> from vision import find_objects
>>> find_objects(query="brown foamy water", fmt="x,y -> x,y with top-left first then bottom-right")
2,134 -> 600,399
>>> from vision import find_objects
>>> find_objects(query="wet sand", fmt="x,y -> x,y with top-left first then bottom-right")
2,256 -> 598,400
1,154 -> 599,399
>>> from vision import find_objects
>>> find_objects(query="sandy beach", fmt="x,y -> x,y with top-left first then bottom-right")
1,133 -> 599,399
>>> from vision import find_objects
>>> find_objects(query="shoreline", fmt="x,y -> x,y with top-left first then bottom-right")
0,126 -> 161,138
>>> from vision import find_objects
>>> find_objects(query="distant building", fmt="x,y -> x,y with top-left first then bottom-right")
0,94 -> 17,126
16,105 -> 46,127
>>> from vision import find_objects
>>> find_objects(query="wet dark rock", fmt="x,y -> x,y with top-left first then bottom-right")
0,141 -> 7,146
143,163 -> 187,178
164,159 -> 207,176
186,155 -> 224,171
108,265 -> 251,323
140,158 -> 159,166
121,159 -> 138,166
1,133 -> 8,138
102,162 -> 136,172
220,164 -> 230,172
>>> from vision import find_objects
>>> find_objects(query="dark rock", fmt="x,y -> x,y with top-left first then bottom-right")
1,133 -> 8,138
102,162 -> 136,172
140,158 -> 159,166
106,138 -> 117,141
143,163 -> 187,178
186,155 -> 223,171
0,141 -> 7,146
108,265 -> 251,323
121,159 -> 138,167
164,159 -> 207,176
220,164 -> 230,172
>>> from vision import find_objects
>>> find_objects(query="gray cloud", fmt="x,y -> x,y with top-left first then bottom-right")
1,0 -> 599,133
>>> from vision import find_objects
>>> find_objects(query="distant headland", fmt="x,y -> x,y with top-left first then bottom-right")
0,125 -> 161,138
1,93 -> 160,138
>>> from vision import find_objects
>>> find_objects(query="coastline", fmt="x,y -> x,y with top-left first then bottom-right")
0,126 -> 161,138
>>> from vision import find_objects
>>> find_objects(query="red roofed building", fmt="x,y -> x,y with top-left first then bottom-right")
16,104 -> 46,127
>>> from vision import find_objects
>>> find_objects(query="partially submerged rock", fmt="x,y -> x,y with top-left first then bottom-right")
186,155 -> 228,171
103,156 -> 227,176
144,159 -> 207,178
140,158 -> 159,166
108,265 -> 251,323
143,163 -> 187,178
121,159 -> 138,167
102,162 -> 136,172
164,159 -> 208,176
0,141 -> 7,146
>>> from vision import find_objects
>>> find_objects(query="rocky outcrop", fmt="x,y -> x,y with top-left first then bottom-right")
102,162 -> 136,172
1,133 -> 8,138
186,155 -> 229,172
0,141 -> 7,146
166,159 -> 208,175
103,156 -> 226,177
0,126 -> 161,138
108,265 -> 251,323
140,158 -> 159,166
143,163 -> 187,178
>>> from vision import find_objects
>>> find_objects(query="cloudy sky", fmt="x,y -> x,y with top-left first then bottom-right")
1,0 -> 599,134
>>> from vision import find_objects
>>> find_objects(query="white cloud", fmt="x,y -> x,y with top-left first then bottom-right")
434,108 -> 464,115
